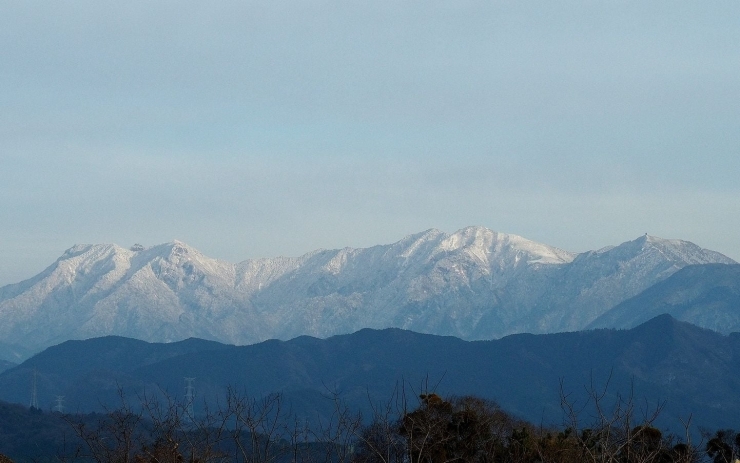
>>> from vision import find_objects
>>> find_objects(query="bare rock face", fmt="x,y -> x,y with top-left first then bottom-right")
0,227 -> 734,359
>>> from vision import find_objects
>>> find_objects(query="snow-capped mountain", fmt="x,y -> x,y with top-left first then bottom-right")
0,227 -> 734,359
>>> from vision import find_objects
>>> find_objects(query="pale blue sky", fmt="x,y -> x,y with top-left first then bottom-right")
2,1 -> 739,285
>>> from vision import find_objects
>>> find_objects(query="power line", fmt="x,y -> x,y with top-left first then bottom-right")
184,377 -> 196,419
54,395 -> 65,413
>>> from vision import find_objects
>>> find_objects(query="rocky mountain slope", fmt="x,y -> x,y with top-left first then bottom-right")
589,263 -> 740,332
0,227 -> 734,359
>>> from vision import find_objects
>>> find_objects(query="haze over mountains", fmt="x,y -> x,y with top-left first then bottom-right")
0,226 -> 736,361
590,263 -> 740,332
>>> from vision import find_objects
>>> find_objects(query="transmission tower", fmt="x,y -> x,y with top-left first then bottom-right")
184,377 -> 196,418
54,395 -> 65,413
30,368 -> 39,409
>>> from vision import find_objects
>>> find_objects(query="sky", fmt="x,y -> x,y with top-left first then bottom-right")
1,1 -> 739,286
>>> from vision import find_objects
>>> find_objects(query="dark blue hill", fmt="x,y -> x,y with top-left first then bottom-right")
1,316 -> 738,432
0,360 -> 15,375
0,336 -> 229,411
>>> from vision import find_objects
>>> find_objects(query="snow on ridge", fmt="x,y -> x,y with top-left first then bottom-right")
47,230 -> 736,279
594,245 -> 616,255
641,234 -> 695,247
618,234 -> 736,265
322,248 -> 356,275
436,226 -> 574,265
60,243 -> 130,262
397,229 -> 446,259
496,233 -> 574,265
2,227 -> 737,358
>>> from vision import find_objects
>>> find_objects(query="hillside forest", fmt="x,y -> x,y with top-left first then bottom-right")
2,384 -> 738,463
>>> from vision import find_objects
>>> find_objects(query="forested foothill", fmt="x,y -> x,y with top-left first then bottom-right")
2,315 -> 740,462
1,383 -> 739,463
3,315 -> 740,434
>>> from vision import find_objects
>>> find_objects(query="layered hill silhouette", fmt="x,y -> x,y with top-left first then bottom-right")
2,315 -> 738,433
0,361 -> 14,375
590,263 -> 740,332
0,227 -> 734,361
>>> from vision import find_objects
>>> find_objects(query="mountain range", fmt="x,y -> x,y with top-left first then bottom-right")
1,315 -> 738,433
0,226 -> 736,361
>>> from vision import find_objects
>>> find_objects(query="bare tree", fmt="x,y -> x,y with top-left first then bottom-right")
66,389 -> 233,463
558,375 -> 701,463
66,391 -> 146,463
63,379 -> 707,463
226,389 -> 294,463
351,385 -> 408,463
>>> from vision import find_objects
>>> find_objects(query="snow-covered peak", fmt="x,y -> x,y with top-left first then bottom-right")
618,234 -> 736,265
640,234 -> 695,250
60,243 -> 131,260
1,228 -> 736,359
144,240 -> 198,258
436,226 -> 574,265
54,244 -> 133,275
56,241 -> 215,276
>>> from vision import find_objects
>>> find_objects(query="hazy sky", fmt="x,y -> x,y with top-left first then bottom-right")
2,1 -> 739,285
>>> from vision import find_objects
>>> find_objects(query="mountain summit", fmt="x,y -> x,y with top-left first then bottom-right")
0,227 -> 734,359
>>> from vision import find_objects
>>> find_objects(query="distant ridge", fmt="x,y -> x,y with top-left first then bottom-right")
589,263 -> 740,331
0,227 -> 734,359
1,315 -> 739,431
0,360 -> 15,375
